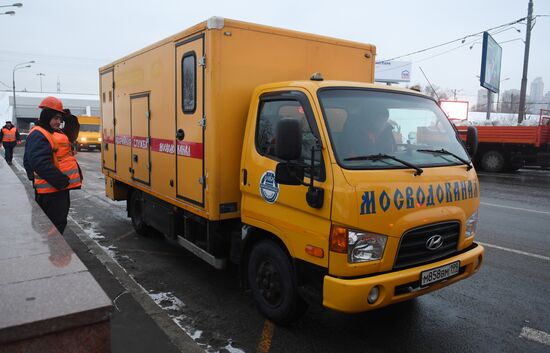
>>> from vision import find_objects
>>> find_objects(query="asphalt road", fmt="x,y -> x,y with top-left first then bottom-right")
11,148 -> 550,353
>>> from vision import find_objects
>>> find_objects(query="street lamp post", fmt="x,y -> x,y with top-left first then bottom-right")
12,60 -> 35,125
0,2 -> 22,15
36,72 -> 45,92
0,3 -> 23,8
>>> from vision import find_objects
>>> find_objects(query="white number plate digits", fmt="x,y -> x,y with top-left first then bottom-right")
421,261 -> 460,286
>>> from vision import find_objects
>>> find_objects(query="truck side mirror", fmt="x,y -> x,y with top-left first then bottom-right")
275,118 -> 302,161
275,162 -> 304,185
466,126 -> 478,157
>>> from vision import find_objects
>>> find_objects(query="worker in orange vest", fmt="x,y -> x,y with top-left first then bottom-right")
0,120 -> 21,165
23,96 -> 83,234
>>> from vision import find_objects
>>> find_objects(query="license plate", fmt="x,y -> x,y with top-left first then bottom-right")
421,261 -> 460,286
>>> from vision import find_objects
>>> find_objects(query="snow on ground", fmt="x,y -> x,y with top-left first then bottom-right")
453,111 -> 547,126
148,290 -> 247,353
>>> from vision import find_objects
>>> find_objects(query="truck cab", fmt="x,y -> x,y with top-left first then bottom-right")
76,115 -> 101,151
240,79 -> 483,321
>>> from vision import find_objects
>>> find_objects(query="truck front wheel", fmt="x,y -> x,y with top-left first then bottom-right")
480,150 -> 506,172
247,241 -> 308,325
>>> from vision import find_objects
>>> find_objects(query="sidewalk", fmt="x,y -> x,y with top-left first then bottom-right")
1,156 -> 203,353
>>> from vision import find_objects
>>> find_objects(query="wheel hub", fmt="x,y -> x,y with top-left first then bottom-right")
256,260 -> 282,306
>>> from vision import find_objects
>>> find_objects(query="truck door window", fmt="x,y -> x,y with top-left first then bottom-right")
181,52 -> 196,113
256,99 -> 324,180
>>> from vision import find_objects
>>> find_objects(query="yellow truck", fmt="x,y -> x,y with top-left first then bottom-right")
100,17 -> 483,323
76,115 -> 101,151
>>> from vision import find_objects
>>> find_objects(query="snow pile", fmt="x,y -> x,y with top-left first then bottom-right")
452,112 -> 546,127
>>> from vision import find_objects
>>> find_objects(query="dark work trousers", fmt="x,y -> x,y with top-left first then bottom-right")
2,142 -> 16,163
35,190 -> 70,234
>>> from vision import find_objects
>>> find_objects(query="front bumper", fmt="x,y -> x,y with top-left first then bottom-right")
77,142 -> 100,149
323,243 -> 484,313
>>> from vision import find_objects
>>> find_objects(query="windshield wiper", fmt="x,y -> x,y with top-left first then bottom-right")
344,154 -> 423,176
416,149 -> 473,170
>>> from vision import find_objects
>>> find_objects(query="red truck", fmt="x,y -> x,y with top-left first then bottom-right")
457,109 -> 550,172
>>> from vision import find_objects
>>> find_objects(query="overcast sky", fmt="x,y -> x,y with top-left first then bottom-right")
1,0 -> 549,105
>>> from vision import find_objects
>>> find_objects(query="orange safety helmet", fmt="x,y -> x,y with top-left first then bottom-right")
38,96 -> 64,113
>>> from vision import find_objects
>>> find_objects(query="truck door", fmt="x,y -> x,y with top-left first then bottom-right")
130,93 -> 151,185
241,91 -> 332,268
100,69 -> 115,172
175,34 -> 205,206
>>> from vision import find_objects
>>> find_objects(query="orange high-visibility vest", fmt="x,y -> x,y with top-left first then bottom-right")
1,127 -> 16,142
29,126 -> 82,194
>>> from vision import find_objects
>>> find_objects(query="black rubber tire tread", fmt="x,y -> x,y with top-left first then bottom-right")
247,240 -> 308,325
129,190 -> 152,236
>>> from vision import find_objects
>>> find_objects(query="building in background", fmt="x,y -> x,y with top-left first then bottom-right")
530,77 -> 544,102
4,92 -> 99,131
529,77 -> 545,114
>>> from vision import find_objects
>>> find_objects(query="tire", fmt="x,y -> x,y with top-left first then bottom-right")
247,241 -> 308,325
129,190 -> 152,236
480,150 -> 506,172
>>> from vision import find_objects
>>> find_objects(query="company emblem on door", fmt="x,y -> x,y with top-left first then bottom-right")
130,93 -> 151,185
176,34 -> 205,206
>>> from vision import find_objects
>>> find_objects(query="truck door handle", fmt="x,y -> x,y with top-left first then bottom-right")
176,129 -> 185,141
104,143 -> 109,151
133,154 -> 138,162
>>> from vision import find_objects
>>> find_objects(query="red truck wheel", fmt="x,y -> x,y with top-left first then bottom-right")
480,150 -> 505,172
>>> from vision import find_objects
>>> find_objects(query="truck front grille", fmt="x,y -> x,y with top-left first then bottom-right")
394,222 -> 460,270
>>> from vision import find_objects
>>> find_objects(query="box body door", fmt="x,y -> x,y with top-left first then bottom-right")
175,34 -> 205,206
130,93 -> 151,185
100,70 -> 116,172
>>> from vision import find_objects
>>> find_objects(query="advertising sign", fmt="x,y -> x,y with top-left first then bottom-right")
480,32 -> 502,93
439,100 -> 469,120
375,61 -> 412,83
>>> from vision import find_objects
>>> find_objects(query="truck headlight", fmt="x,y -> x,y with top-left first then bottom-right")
348,230 -> 387,263
80,137 -> 87,142
465,210 -> 478,238
330,226 -> 387,263
98,137 -> 102,142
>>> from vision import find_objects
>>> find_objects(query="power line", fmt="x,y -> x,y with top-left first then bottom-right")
380,17 -> 527,62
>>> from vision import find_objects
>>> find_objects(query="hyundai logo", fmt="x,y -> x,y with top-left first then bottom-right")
426,235 -> 444,251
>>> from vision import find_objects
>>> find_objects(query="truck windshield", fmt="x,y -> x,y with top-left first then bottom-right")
80,124 -> 100,132
318,89 -> 470,170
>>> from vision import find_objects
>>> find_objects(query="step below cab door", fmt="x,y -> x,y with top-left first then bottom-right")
130,93 -> 151,185
175,34 -> 205,206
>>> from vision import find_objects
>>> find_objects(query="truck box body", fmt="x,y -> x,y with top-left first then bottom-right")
100,17 -> 375,220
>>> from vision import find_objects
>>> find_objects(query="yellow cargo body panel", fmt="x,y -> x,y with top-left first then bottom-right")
100,17 -> 375,221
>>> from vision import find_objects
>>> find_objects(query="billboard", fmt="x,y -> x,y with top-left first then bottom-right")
439,100 -> 469,120
375,61 -> 412,83
480,31 -> 502,93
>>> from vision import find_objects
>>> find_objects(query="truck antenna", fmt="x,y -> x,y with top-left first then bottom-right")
419,66 -> 440,101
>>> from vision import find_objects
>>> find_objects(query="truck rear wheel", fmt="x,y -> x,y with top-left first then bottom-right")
480,150 -> 505,172
247,240 -> 308,325
129,190 -> 153,236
